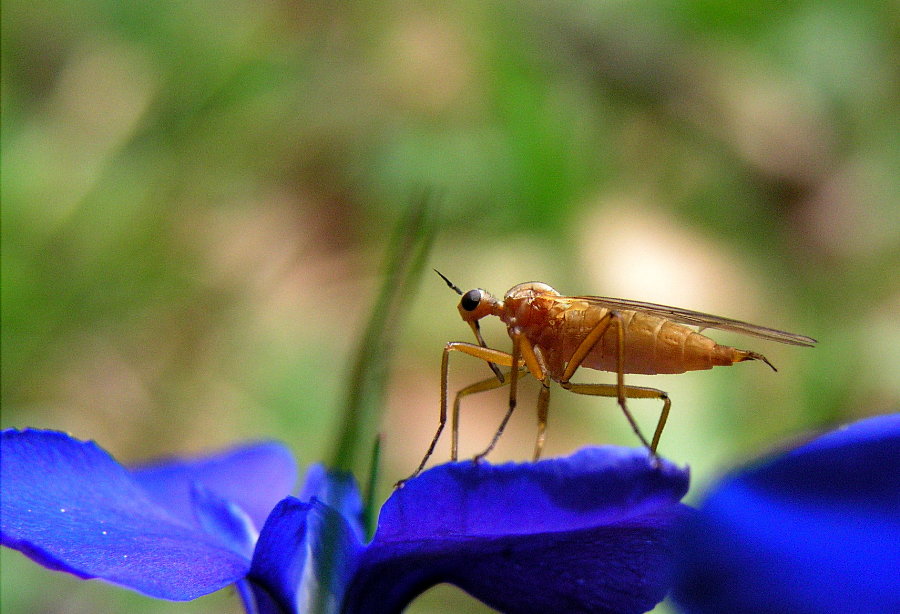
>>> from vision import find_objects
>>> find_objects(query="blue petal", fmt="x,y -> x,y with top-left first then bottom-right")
132,440 -> 297,531
0,429 -> 249,600
346,447 -> 690,614
672,414 -> 900,614
192,482 -> 259,560
741,412 -> 900,511
248,496 -> 363,614
299,464 -> 366,543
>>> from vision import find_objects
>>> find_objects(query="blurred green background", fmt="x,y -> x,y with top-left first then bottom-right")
2,1 -> 897,612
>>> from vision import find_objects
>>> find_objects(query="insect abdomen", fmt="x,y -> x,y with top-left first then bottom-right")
563,309 -> 739,376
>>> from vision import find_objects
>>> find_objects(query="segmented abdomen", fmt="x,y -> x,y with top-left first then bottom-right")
527,301 -> 736,377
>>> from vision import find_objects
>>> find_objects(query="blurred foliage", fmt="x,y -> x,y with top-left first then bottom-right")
1,1 -> 898,613
330,191 -> 435,474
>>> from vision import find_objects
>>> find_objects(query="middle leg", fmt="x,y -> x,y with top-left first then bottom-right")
396,341 -> 518,487
560,311 -> 657,453
473,333 -> 549,463
533,377 -> 551,461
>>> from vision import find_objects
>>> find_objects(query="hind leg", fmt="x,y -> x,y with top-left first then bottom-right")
560,381 -> 671,455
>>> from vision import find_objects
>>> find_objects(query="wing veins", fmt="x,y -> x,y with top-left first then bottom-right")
556,295 -> 817,347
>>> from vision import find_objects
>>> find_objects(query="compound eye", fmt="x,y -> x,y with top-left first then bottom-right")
460,289 -> 481,311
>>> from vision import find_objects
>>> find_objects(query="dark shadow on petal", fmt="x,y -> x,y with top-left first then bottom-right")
348,506 -> 690,614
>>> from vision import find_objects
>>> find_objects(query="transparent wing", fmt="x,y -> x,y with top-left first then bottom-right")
555,295 -> 817,347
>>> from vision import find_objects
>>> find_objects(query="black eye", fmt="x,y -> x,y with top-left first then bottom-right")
460,289 -> 481,311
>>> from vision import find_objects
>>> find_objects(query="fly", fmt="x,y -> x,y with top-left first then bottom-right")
397,270 -> 816,486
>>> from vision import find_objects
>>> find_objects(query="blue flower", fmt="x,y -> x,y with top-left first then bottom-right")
253,447 -> 692,614
672,413 -> 900,614
0,429 -> 297,606
2,429 -> 691,613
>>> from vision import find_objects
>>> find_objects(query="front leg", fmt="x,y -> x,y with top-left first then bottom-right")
450,369 -> 519,460
396,342 -> 518,488
473,333 -> 549,463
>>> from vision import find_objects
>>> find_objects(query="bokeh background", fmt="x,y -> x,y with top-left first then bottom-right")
2,1 -> 897,612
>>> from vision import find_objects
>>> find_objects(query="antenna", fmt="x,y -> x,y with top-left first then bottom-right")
433,269 -> 463,295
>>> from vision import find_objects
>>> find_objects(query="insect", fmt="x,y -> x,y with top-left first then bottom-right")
398,270 -> 816,486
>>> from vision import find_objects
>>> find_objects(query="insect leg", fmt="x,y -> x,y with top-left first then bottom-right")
559,311 -> 660,456
473,334 -> 547,464
450,370 -> 517,460
560,381 -> 670,454
560,311 -> 615,382
525,341 -> 552,461
472,338 -> 522,463
533,376 -> 551,461
396,342 -> 517,488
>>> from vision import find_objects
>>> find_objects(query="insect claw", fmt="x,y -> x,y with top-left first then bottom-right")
748,351 -> 777,372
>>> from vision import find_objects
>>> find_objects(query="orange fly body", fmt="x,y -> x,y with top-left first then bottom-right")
398,271 -> 816,486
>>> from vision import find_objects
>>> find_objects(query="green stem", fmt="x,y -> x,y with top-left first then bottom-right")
329,191 -> 436,473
